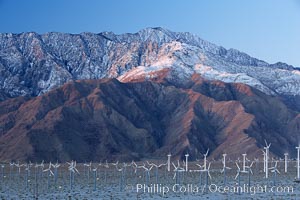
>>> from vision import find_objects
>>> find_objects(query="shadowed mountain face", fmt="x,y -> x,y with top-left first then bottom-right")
0,75 -> 299,162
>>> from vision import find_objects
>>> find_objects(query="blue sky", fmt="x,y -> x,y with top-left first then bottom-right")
0,0 -> 299,67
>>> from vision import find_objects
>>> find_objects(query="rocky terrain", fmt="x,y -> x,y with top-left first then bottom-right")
0,27 -> 299,97
0,73 -> 299,162
0,28 -> 299,161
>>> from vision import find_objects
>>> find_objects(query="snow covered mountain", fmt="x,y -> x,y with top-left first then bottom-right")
0,27 -> 299,99
1,27 -> 300,161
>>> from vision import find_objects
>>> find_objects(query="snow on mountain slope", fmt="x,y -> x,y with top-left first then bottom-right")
0,27 -> 299,98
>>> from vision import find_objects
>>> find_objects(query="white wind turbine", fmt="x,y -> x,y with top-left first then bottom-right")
172,160 -> 185,189
43,162 -> 54,191
43,162 -> 54,176
185,153 -> 189,172
36,160 -> 44,177
14,162 -> 24,175
83,162 -> 92,185
262,150 -> 266,173
28,161 -> 33,175
220,153 -> 231,185
92,166 -> 98,191
102,160 -> 109,185
203,161 -> 212,190
264,140 -> 271,178
67,161 -> 79,190
269,160 -> 280,185
245,161 -> 254,188
191,149 -> 210,188
112,160 -> 119,179
242,153 -> 247,172
14,162 -> 25,185
114,163 -> 128,191
167,153 -> 171,172
1,164 -> 5,179
9,162 -> 15,179
235,154 -> 254,193
24,163 -> 32,191
203,149 -> 209,171
51,161 -> 60,187
130,161 -> 140,184
130,161 -> 138,174
295,145 -> 300,182
141,163 -> 153,186
193,162 -> 211,186
136,162 -> 146,178
240,153 -> 252,174
284,153 -> 288,173
121,162 -> 129,187
32,160 -> 45,198
254,157 -> 259,171
147,161 -> 167,184
97,161 -> 102,177
235,162 -> 242,195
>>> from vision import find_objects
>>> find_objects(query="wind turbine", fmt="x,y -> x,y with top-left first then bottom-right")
269,161 -> 280,185
147,161 -> 166,184
295,145 -> 300,182
103,160 -> 109,185
167,154 -> 171,172
141,163 -> 153,186
112,161 -> 119,179
92,166 -> 98,191
67,161 -> 79,190
284,153 -> 288,173
261,150 -> 266,172
43,162 -> 54,176
185,153 -> 189,172
254,157 -> 259,171
172,161 -> 185,190
245,161 -> 254,188
203,162 -> 212,193
242,154 -> 246,172
122,162 -> 129,187
1,164 -> 5,179
203,149 -> 209,171
36,160 -> 44,177
83,162 -> 92,185
52,161 -> 60,187
221,153 -> 231,185
195,157 -> 211,193
191,149 -> 210,188
264,140 -> 271,178
9,162 -> 15,179
130,161 -> 139,184
130,161 -> 138,174
24,163 -> 31,191
114,163 -> 127,191
235,154 -> 254,193
14,162 -> 24,175
43,162 -> 54,191
235,162 -> 241,195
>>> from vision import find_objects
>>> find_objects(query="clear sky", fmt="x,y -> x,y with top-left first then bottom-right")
0,0 -> 299,67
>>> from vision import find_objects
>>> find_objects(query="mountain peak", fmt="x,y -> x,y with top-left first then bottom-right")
0,28 -> 298,99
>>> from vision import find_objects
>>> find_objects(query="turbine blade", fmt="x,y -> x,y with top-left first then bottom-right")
208,171 -> 211,179
235,162 -> 240,170
235,172 -> 239,180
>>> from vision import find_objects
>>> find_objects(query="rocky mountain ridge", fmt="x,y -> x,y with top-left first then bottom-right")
0,74 -> 299,162
1,28 -> 300,161
0,27 -> 299,99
